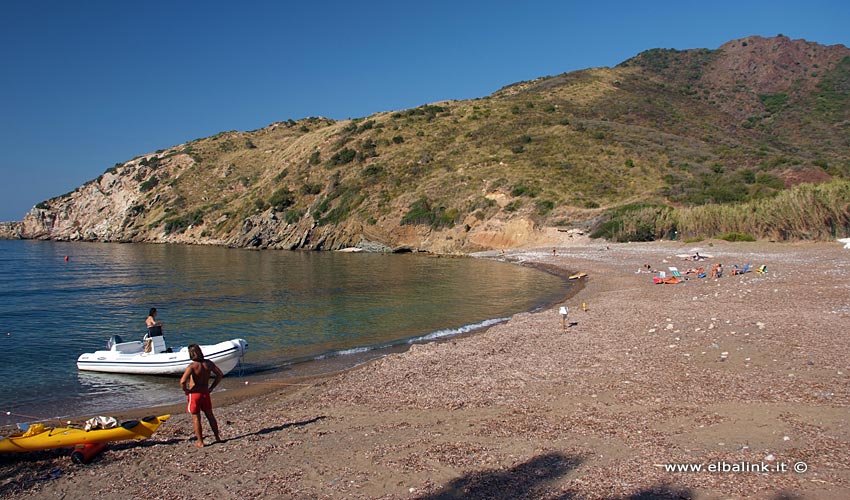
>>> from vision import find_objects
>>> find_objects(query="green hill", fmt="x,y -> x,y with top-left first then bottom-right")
18,35 -> 850,251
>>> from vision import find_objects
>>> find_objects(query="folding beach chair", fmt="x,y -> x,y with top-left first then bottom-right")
756,265 -> 767,274
668,266 -> 683,278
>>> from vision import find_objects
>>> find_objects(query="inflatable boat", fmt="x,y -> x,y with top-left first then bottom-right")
77,327 -> 247,376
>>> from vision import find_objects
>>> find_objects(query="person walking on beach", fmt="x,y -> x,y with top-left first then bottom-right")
180,344 -> 224,447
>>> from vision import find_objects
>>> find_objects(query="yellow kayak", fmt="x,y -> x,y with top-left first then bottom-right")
0,414 -> 170,453
568,272 -> 587,280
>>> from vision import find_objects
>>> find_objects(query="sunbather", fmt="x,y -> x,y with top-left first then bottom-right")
710,264 -> 723,278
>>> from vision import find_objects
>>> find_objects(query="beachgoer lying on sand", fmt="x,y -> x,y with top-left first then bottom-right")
636,264 -> 655,273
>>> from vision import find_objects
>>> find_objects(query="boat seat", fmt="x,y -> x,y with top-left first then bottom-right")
112,341 -> 144,354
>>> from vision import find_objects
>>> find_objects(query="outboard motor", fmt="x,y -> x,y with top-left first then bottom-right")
107,335 -> 124,350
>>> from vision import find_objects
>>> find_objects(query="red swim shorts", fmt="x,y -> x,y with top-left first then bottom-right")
187,392 -> 212,414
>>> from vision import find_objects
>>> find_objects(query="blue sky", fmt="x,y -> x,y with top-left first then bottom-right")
1,0 -> 849,221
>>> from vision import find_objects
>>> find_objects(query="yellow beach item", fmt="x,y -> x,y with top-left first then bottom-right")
0,414 -> 170,453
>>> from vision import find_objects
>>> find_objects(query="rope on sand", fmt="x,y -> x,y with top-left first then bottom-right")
2,410 -> 71,427
243,381 -> 313,387
4,410 -> 50,421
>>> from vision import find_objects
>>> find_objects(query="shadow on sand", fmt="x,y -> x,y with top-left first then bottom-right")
414,451 -> 801,500
228,415 -> 326,441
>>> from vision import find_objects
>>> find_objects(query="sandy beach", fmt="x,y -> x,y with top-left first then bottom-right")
2,239 -> 849,500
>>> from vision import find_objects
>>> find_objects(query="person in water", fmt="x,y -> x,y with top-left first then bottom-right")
180,344 -> 223,447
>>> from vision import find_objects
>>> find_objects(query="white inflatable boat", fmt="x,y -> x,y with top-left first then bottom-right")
77,327 -> 247,376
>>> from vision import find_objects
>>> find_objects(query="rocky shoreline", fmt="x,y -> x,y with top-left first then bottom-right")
2,239 -> 849,499
0,222 -> 22,240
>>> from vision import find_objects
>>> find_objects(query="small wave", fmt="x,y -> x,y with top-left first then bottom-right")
306,317 -> 510,362
409,317 -> 509,342
315,345 -> 373,359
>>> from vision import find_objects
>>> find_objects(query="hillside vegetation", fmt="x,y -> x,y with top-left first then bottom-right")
16,35 -> 850,251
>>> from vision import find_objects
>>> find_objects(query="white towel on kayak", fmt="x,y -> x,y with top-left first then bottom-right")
85,416 -> 118,431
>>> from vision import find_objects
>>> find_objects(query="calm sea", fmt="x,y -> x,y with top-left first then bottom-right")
0,240 -> 570,426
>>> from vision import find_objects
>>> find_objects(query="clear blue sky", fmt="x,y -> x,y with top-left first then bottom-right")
1,0 -> 848,221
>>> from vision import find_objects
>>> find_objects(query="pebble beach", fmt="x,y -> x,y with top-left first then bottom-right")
2,239 -> 849,500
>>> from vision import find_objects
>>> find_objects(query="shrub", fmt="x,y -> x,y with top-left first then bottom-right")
139,156 -> 161,168
164,209 -> 204,234
269,187 -> 295,211
300,183 -> 322,195
329,148 -> 357,166
536,199 -> 555,215
511,183 -> 539,197
504,200 -> 523,212
139,176 -> 159,193
717,232 -> 756,242
359,139 -> 377,158
759,93 -> 788,114
308,151 -> 321,165
363,164 -> 385,177
739,169 -> 756,184
400,198 -> 435,226
755,172 -> 784,189
589,203 -> 671,242
392,135 -> 404,144
400,197 -> 459,228
437,208 -> 460,227
285,209 -> 303,224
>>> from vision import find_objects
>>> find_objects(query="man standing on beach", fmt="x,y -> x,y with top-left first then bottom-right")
180,344 -> 224,447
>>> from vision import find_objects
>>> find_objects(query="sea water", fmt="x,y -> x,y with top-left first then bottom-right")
0,240 -> 570,425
